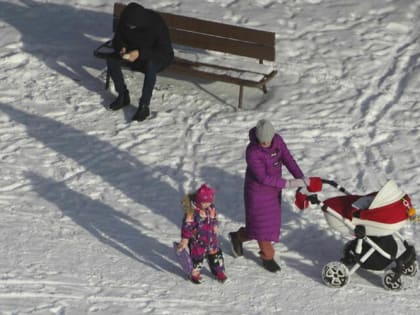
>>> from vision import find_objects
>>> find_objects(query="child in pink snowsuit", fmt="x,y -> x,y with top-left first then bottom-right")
178,184 -> 227,284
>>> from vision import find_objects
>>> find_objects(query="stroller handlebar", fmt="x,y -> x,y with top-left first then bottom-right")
321,179 -> 352,195
296,178 -> 351,195
295,178 -> 352,209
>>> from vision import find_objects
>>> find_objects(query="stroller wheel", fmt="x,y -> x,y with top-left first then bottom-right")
402,261 -> 418,277
322,261 -> 350,288
382,270 -> 402,291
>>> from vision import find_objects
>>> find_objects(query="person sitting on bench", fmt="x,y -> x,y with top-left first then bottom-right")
107,2 -> 174,121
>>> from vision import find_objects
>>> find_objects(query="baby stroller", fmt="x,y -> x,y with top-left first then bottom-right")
297,179 -> 418,290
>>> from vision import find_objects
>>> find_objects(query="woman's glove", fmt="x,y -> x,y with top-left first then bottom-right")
285,177 -> 323,192
295,191 -> 309,210
307,177 -> 323,192
285,178 -> 308,189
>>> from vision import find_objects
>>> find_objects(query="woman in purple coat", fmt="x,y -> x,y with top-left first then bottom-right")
229,119 -> 316,272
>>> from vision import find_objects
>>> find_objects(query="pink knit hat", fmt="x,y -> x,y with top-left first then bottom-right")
195,184 -> 215,203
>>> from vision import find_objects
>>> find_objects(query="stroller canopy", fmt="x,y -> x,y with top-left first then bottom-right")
369,180 -> 405,209
323,180 -> 412,236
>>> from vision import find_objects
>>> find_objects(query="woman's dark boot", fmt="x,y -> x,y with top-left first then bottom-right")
262,258 -> 281,272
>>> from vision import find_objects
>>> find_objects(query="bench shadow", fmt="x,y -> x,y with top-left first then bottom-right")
0,0 -> 112,105
162,70 -> 239,110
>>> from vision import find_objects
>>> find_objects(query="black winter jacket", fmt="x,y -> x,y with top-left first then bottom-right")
112,3 -> 174,70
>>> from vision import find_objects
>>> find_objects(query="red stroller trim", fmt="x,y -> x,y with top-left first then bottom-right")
323,193 -> 409,224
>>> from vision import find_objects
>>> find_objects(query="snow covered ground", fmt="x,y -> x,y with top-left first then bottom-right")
0,0 -> 419,314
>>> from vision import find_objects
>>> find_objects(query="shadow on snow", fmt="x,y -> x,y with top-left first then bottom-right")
1,103 -> 188,275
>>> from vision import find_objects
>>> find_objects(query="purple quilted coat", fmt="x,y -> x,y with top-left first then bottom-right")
244,127 -> 304,242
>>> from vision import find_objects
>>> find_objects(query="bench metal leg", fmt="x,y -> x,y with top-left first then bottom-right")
262,84 -> 268,94
105,66 -> 110,90
238,85 -> 244,109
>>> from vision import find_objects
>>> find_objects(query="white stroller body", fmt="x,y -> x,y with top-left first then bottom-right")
302,179 -> 418,290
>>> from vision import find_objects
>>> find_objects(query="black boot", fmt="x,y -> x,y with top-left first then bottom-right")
132,104 -> 150,122
207,250 -> 227,282
262,258 -> 281,272
109,90 -> 130,111
229,231 -> 243,257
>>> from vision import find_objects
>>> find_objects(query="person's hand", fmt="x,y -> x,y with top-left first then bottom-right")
177,239 -> 189,253
119,47 -> 127,55
214,225 -> 220,235
122,50 -> 140,62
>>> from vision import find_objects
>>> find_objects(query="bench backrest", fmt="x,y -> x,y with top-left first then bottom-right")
112,3 -> 276,62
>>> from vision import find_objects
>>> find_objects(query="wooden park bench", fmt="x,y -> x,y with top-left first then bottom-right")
94,3 -> 277,108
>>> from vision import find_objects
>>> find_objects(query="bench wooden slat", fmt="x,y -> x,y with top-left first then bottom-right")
114,4 -> 274,46
160,12 -> 275,47
167,63 -> 277,88
173,56 -> 274,76
170,29 -> 275,61
166,63 -> 267,87
114,4 -> 274,45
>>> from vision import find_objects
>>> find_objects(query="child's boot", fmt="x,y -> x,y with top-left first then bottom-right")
190,272 -> 202,284
208,250 -> 227,283
215,270 -> 227,282
190,260 -> 203,284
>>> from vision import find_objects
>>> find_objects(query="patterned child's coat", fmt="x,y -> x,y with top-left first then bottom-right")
181,200 -> 220,261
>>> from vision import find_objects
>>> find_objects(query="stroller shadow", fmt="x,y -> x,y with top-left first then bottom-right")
280,204 -> 397,289
277,202 -> 346,285
354,268 -> 386,288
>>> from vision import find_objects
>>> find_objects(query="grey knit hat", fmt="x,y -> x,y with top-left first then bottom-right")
256,119 -> 275,143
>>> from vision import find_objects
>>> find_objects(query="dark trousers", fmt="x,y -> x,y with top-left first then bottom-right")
107,58 -> 166,106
